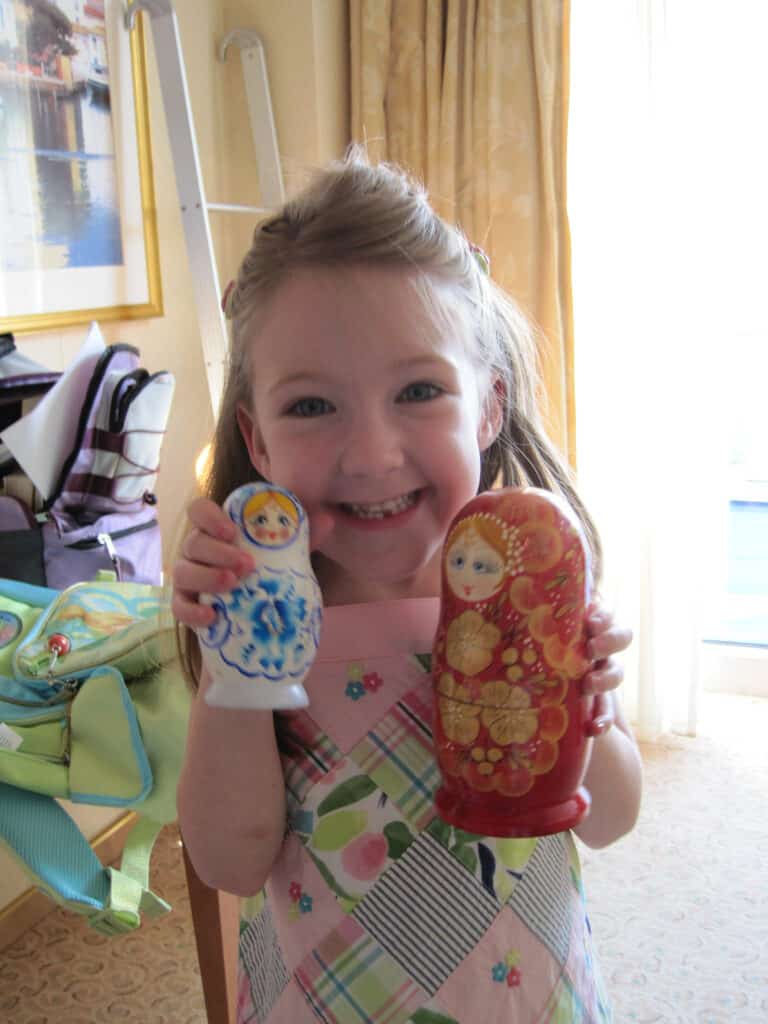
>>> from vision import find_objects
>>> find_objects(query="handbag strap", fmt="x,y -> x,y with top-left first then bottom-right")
0,782 -> 170,934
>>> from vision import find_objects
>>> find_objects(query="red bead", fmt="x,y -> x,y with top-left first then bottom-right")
47,633 -> 71,656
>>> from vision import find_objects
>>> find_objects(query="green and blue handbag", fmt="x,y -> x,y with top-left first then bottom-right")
0,577 -> 190,935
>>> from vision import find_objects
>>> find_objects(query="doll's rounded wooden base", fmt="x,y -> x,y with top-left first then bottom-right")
204,675 -> 309,710
434,785 -> 591,838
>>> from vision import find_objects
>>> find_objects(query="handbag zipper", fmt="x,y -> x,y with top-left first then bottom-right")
65,517 -> 158,578
64,518 -> 158,550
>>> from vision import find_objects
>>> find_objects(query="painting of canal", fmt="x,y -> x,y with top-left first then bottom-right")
0,0 -> 123,273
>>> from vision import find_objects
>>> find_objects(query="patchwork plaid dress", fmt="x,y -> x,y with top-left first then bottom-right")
237,599 -> 611,1024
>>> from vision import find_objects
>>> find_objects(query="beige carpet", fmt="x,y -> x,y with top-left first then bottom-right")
581,692 -> 768,1024
1,692 -> 766,1024
0,825 -> 207,1024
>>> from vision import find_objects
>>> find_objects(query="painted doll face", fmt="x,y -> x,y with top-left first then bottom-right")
445,527 -> 505,602
245,497 -> 298,547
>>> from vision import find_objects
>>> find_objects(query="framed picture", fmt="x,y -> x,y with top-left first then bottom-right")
0,0 -> 162,333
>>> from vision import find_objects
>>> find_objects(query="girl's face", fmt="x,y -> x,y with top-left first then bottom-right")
237,266 -> 500,604
445,527 -> 506,602
245,497 -> 297,547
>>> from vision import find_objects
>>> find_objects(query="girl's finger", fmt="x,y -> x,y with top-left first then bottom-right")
583,658 -> 624,695
171,590 -> 217,629
586,603 -> 611,627
585,690 -> 614,736
587,625 -> 633,661
172,561 -> 241,596
182,532 -> 254,575
188,496 -> 237,541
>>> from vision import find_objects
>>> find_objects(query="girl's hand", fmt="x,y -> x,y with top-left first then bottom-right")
582,604 -> 633,737
171,497 -> 254,629
171,496 -> 335,630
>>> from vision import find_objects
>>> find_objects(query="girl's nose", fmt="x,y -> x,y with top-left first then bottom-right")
340,411 -> 405,477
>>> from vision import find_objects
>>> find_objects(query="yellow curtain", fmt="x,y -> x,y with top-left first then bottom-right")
350,0 -> 575,464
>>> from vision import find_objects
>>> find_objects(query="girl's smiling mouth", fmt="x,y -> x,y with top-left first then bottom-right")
338,489 -> 422,523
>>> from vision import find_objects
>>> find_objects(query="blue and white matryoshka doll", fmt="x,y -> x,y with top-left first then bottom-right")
198,482 -> 323,709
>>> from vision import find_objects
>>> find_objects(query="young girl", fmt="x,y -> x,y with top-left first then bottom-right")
173,151 -> 641,1023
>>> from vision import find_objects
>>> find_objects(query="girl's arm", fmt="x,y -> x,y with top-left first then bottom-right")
177,669 -> 286,896
173,497 -> 287,893
572,606 -> 642,847
574,692 -> 642,848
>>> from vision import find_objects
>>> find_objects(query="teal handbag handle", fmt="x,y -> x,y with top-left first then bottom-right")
0,782 -> 170,934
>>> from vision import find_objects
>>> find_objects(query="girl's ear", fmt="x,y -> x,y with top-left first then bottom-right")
236,403 -> 271,478
477,376 -> 504,451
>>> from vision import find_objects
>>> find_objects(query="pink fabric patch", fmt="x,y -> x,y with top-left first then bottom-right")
302,599 -> 438,753
432,906 -> 564,1023
266,833 -> 347,973
306,653 -> 430,753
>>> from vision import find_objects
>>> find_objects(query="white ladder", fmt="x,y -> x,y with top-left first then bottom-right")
124,1 -> 284,417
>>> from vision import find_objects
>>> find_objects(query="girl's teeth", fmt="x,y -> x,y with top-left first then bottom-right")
344,492 -> 417,519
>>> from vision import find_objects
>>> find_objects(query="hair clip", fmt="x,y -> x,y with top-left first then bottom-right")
469,243 -> 490,277
221,280 -> 236,319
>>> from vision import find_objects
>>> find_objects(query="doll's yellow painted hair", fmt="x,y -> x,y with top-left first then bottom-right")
243,489 -> 300,525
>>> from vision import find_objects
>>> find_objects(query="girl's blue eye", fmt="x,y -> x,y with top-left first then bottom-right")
286,397 -> 333,417
450,554 -> 465,569
257,514 -> 268,525
278,515 -> 290,527
398,381 -> 442,403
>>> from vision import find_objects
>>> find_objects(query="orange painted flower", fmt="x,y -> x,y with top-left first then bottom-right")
446,611 -> 501,676
538,704 -> 569,742
464,746 -> 502,791
528,738 -> 558,775
517,520 -> 563,573
508,575 -> 537,614
461,745 -> 534,796
539,677 -> 568,705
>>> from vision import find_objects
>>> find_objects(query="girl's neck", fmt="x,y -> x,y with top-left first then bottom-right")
313,553 -> 441,608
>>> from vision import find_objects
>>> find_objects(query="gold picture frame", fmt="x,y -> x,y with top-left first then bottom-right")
0,3 -> 162,334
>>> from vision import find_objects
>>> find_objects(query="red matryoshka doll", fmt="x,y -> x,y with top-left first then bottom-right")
431,487 -> 599,837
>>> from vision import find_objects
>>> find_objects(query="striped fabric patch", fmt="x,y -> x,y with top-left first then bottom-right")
239,902 -> 290,1023
506,833 -> 573,966
352,830 -> 501,996
350,684 -> 438,831
282,711 -> 344,827
295,915 -> 427,1024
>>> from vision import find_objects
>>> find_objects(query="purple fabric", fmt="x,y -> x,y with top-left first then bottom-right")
2,345 -> 168,589
41,508 -> 162,589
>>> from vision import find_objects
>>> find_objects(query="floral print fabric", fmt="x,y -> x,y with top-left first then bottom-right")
237,599 -> 611,1023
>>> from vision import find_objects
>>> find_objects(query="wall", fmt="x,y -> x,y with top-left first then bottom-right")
219,0 -> 350,280
2,0 -> 349,913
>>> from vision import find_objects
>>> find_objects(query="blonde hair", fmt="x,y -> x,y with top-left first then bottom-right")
180,146 -> 601,688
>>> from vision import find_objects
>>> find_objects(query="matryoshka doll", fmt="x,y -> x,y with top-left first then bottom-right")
432,487 -> 599,837
199,482 -> 322,709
